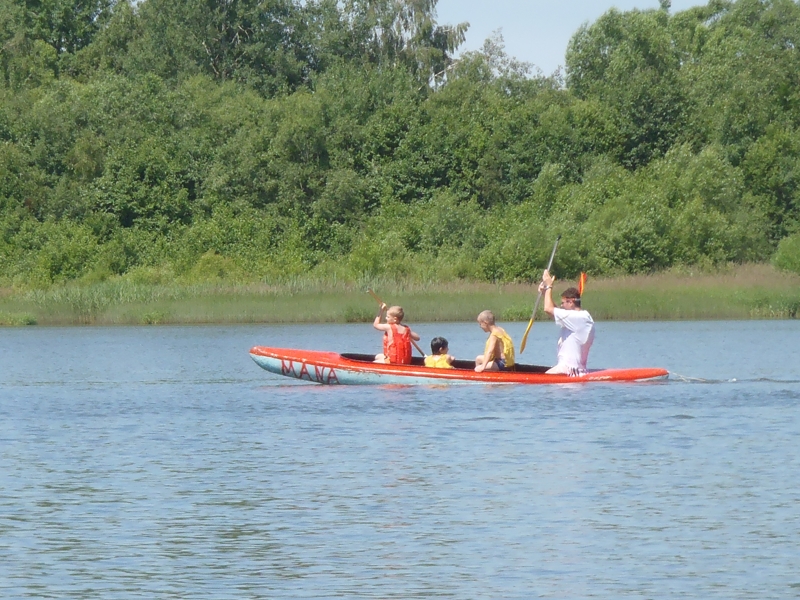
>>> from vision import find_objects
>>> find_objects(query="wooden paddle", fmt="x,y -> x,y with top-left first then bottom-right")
519,235 -> 561,355
367,289 -> 426,357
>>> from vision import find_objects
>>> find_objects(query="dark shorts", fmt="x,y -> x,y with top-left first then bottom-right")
496,358 -> 507,371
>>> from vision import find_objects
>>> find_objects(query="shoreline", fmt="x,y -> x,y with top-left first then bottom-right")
1,264 -> 799,326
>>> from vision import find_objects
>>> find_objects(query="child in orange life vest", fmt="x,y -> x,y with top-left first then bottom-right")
424,337 -> 455,369
374,304 -> 420,364
474,310 -> 515,372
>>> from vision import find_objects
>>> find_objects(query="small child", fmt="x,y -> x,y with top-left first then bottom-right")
424,337 -> 455,369
374,303 -> 420,364
474,309 -> 515,372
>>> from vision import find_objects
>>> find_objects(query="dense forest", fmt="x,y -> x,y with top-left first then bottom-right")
1,0 -> 800,288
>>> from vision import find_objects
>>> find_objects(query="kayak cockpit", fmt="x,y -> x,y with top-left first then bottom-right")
339,353 -> 551,373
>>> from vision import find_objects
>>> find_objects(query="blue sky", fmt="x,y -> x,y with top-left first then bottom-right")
435,0 -> 707,75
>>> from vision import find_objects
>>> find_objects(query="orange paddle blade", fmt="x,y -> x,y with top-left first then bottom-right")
578,272 -> 587,296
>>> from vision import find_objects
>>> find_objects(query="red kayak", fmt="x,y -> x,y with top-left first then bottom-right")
250,346 -> 669,385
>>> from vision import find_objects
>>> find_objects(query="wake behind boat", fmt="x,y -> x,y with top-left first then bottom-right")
249,346 -> 669,385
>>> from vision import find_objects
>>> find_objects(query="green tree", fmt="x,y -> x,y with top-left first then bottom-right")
566,7 -> 687,169
23,0 -> 116,55
0,0 -> 116,86
126,0 -> 311,95
680,0 -> 800,162
741,126 -> 800,240
341,0 -> 467,85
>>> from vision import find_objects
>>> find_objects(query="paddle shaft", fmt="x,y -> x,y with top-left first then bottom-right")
531,236 -> 561,319
367,289 -> 426,357
519,235 -> 561,354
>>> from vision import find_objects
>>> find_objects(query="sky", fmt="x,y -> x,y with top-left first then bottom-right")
435,0 -> 707,76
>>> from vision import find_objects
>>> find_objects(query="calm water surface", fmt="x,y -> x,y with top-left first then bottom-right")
1,320 -> 800,598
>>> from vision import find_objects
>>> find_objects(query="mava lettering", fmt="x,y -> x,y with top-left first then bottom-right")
315,365 -> 340,385
281,359 -> 339,384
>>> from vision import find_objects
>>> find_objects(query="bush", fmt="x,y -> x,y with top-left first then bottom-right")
183,250 -> 245,283
8,219 -> 99,286
0,312 -> 37,326
773,233 -> 800,275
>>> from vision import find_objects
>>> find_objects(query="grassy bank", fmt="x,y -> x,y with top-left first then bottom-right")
0,265 -> 798,327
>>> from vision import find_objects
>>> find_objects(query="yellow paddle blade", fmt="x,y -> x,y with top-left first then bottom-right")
519,317 -> 535,354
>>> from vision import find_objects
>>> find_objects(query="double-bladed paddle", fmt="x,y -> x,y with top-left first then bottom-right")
519,235 -> 561,355
367,289 -> 426,357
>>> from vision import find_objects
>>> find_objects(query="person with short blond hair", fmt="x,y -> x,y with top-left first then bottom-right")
374,304 -> 420,364
474,310 -> 515,372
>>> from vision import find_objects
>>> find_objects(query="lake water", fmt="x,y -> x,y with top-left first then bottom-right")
1,320 -> 800,599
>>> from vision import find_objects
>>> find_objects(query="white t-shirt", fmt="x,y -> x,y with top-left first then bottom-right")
553,307 -> 595,372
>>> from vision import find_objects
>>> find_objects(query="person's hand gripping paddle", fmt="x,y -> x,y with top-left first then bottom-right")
519,235 -> 561,354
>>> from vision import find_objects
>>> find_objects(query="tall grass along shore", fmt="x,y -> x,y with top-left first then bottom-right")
0,265 -> 798,327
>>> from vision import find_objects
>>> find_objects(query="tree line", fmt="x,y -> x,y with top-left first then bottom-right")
1,0 -> 799,287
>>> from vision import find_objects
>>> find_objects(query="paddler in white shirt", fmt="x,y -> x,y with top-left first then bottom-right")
539,270 -> 595,377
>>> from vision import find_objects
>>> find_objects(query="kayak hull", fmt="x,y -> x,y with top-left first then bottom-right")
249,346 -> 669,385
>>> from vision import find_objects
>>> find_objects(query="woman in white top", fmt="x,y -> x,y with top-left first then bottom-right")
538,270 -> 595,376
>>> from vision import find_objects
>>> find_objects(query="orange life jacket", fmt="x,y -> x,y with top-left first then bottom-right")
383,324 -> 412,364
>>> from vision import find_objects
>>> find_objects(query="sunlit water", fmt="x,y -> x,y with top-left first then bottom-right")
2,320 -> 800,598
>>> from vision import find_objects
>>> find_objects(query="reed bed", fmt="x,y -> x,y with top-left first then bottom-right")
0,264 -> 798,326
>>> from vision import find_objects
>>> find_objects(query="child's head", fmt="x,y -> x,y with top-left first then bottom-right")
386,306 -> 404,323
477,310 -> 496,326
430,336 -> 449,355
